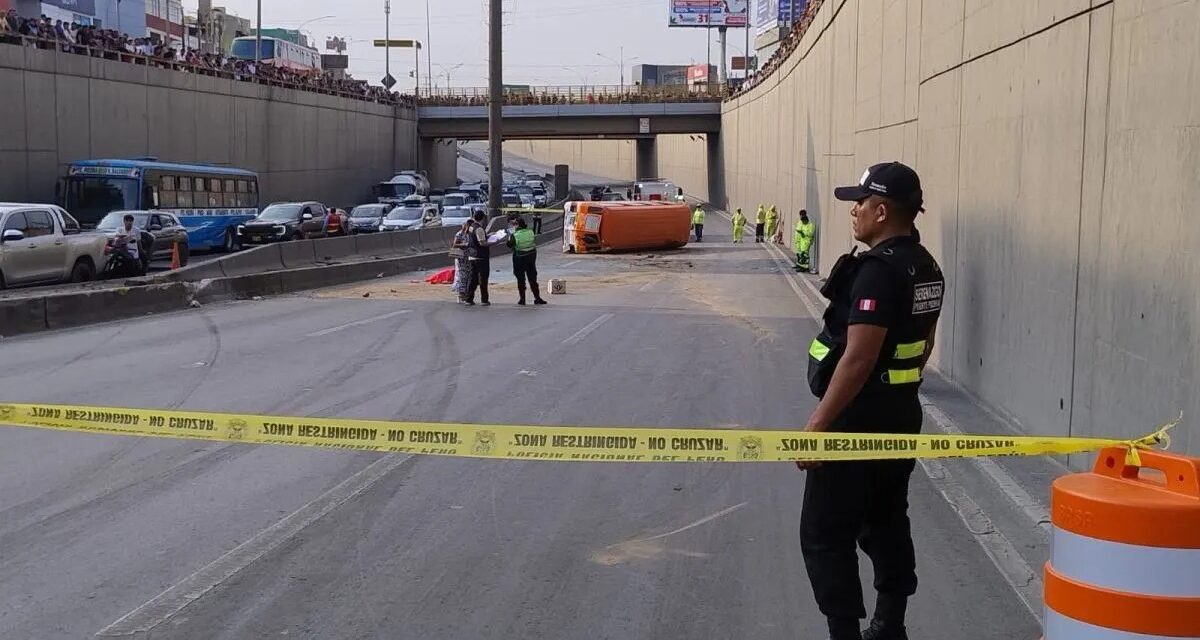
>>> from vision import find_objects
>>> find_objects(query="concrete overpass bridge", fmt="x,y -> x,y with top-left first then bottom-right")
416,87 -> 723,180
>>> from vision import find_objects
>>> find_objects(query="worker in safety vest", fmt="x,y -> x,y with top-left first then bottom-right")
755,204 -> 767,242
794,209 -> 815,272
692,206 -> 706,242
766,205 -> 781,241
506,216 -> 547,305
731,208 -> 747,243
801,162 -> 944,640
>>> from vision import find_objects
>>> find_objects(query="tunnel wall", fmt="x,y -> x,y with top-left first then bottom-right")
688,0 -> 1199,450
503,140 -> 636,182
0,44 -> 420,209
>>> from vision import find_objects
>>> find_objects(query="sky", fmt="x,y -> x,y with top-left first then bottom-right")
184,0 -> 756,91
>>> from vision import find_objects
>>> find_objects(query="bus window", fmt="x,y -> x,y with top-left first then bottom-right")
224,179 -> 236,193
160,176 -> 177,206
211,179 -> 222,194
224,191 -> 237,207
143,182 -> 159,209
237,180 -> 248,193
179,176 -> 192,192
177,189 -> 193,207
208,192 -> 221,207
193,178 -> 206,192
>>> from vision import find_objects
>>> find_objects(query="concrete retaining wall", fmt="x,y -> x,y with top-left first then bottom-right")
651,0 -> 1200,451
0,44 -> 420,208
504,140 -> 636,182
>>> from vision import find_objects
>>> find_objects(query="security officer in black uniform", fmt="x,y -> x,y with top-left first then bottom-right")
799,162 -> 945,640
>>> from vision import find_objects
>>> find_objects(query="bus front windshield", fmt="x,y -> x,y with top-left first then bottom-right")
231,39 -> 275,60
64,177 -> 139,225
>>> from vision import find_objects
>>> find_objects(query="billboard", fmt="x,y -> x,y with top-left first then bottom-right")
668,0 -> 749,28
42,0 -> 97,14
687,64 -> 710,83
756,0 -> 807,34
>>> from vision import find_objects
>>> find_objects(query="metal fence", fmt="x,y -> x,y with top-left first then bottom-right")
417,83 -> 728,106
0,33 -> 412,107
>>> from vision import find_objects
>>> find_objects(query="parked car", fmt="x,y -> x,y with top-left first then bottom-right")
94,211 -> 189,271
600,191 -> 627,201
346,204 -> 393,234
238,202 -> 328,243
0,204 -> 107,288
501,193 -> 522,210
380,197 -> 440,232
532,187 -> 548,207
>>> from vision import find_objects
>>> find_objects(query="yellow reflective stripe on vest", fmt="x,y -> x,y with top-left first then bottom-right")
809,339 -> 831,362
883,368 -> 923,384
893,341 -> 927,360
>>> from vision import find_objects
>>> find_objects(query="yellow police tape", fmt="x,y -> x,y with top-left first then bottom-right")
0,403 -> 1174,464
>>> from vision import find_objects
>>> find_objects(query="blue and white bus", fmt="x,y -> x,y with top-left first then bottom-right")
61,159 -> 260,251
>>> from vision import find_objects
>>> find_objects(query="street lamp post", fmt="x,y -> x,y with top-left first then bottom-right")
596,47 -> 636,90
436,63 -> 464,89
384,0 -> 391,87
424,0 -> 433,93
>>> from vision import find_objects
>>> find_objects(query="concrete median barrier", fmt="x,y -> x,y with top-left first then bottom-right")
218,244 -> 285,277
279,239 -> 318,268
0,297 -> 47,335
44,282 -> 192,330
353,233 -> 394,258
313,236 -> 357,263
388,229 -> 422,253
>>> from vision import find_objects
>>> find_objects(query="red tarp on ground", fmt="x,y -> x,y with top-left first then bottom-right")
426,267 -> 455,284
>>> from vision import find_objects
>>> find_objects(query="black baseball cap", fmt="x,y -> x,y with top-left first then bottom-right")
834,162 -> 925,212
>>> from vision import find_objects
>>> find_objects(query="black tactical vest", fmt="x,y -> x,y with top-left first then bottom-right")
808,235 -> 945,398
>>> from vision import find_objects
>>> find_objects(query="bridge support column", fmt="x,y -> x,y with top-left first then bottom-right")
635,137 -> 658,181
706,132 -> 725,207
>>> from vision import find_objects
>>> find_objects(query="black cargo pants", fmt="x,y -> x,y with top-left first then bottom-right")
800,395 -> 922,620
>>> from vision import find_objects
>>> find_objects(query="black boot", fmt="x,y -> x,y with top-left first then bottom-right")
530,282 -> 547,305
862,595 -> 908,640
827,617 -> 862,640
518,285 -> 527,306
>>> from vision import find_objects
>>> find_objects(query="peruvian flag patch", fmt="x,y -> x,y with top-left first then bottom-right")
858,299 -> 877,312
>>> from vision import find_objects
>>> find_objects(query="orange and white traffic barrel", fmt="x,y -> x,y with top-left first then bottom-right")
1044,446 -> 1200,639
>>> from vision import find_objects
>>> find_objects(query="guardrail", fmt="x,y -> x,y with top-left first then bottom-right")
418,83 -> 728,106
0,33 -> 411,107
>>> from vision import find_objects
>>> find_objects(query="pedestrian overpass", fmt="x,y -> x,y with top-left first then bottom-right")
416,88 -> 724,180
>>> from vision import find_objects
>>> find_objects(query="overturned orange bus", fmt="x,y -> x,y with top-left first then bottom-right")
562,201 -> 691,253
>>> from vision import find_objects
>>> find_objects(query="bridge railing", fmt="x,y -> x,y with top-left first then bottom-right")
0,33 -> 413,107
417,83 -> 728,106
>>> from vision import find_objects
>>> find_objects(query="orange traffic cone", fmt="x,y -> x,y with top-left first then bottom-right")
170,242 -> 182,270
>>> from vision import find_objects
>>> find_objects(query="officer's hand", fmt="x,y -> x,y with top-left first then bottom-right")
795,460 -> 821,471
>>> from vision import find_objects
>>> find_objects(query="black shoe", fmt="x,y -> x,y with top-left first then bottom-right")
534,298 -> 547,305
862,622 -> 907,640
518,299 -> 527,306
464,301 -> 475,306
481,301 -> 491,306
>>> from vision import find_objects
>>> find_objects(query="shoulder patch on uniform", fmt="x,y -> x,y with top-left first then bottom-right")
913,282 -> 944,314
858,299 -> 877,312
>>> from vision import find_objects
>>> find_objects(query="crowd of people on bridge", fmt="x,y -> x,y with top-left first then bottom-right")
0,10 -> 406,106
732,0 -> 826,98
419,87 -> 724,107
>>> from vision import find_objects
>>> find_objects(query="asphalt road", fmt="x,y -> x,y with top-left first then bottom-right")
0,221 -> 1043,639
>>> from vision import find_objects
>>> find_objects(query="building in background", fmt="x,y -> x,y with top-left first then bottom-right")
192,1 -> 250,54
686,64 -> 718,86
145,0 -> 183,47
12,0 -> 146,37
251,27 -> 308,48
632,64 -> 705,87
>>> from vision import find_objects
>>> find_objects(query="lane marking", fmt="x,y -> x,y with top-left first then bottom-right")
638,277 -> 662,293
561,259 -> 583,268
97,454 -> 412,637
305,310 -> 411,338
618,502 -> 747,546
921,399 -> 1052,532
561,313 -> 614,346
919,457 -> 1043,619
758,229 -> 1045,620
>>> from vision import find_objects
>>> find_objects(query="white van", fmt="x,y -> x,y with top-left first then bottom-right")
633,180 -> 678,202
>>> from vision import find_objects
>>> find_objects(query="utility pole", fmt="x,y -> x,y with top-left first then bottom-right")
384,0 -> 391,85
717,27 -> 727,84
255,0 -> 261,65
424,0 -> 433,92
744,18 -> 751,79
487,0 -> 503,218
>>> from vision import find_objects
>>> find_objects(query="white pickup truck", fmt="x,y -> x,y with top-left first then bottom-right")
0,204 -> 108,289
